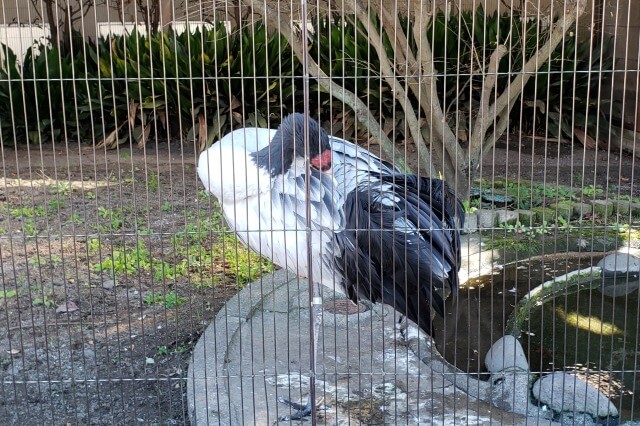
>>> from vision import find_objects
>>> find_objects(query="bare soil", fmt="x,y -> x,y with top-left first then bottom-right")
0,136 -> 638,425
0,141 -> 241,425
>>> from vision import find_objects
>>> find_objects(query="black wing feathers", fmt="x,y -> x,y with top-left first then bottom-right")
336,175 -> 462,334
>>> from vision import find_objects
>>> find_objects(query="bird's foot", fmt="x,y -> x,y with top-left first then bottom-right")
278,395 -> 321,421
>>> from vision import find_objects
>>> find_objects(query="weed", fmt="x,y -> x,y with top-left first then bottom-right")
50,254 -> 62,266
153,259 -> 188,281
161,201 -> 171,212
173,342 -> 188,354
50,182 -> 71,196
144,291 -> 184,309
148,171 -> 158,191
88,238 -> 102,254
93,242 -> 151,277
219,233 -> 273,287
533,183 -> 574,200
28,255 -> 46,268
11,205 -> 44,218
119,151 -> 132,159
48,199 -> 64,211
462,199 -> 478,214
97,206 -> 123,231
0,289 -> 17,300
86,191 -> 96,200
618,194 -> 640,203
157,342 -> 188,356
582,185 -> 604,198
33,295 -> 55,308
23,219 -> 37,236
71,212 -> 83,224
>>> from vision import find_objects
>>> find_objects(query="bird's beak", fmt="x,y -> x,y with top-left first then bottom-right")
321,166 -> 333,175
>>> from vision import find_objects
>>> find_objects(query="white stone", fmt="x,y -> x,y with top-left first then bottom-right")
597,253 -> 640,297
485,335 -> 529,373
531,372 -> 618,418
598,253 -> 640,273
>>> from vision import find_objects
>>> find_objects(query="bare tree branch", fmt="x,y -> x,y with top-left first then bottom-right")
468,0 -> 588,165
369,3 -> 453,170
411,2 -> 467,174
356,5 -> 435,173
243,0 -> 411,172
469,44 -> 508,156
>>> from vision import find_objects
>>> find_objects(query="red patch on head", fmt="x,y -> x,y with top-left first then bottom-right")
311,150 -> 332,173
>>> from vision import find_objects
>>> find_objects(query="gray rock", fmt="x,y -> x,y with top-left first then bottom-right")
591,200 -> 615,218
560,412 -> 597,426
531,372 -> 618,418
101,279 -> 118,290
485,335 -> 529,373
462,213 -> 478,234
488,369 -> 532,416
477,209 -> 497,228
597,253 -> 640,297
572,202 -> 593,218
496,210 -> 520,226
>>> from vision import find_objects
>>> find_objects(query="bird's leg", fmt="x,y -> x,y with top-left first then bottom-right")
278,297 -> 323,421
278,395 -> 313,421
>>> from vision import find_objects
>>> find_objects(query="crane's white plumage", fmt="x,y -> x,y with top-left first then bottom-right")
197,113 -> 463,331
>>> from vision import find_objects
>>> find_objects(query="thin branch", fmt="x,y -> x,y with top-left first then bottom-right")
371,3 -> 451,163
411,2 -> 467,171
357,5 -> 434,172
469,44 -> 508,155
245,0 -> 411,172
483,104 -> 511,153
468,0 -> 587,163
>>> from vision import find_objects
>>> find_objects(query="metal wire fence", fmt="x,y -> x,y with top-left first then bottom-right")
0,0 -> 639,424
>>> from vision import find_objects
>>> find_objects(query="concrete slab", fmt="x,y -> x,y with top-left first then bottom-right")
187,266 -> 556,424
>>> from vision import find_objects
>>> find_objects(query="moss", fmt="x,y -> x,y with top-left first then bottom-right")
616,200 -> 640,218
591,200 -> 615,218
531,206 -> 557,224
516,209 -> 535,226
548,202 -> 573,220
507,267 -> 604,336
571,202 -> 593,218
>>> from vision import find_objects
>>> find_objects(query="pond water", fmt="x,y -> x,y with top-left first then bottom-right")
431,252 -> 639,420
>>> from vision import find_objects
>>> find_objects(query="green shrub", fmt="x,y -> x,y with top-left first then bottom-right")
0,14 -> 616,149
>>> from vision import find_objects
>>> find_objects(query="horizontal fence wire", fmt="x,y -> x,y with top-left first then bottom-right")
0,0 -> 638,424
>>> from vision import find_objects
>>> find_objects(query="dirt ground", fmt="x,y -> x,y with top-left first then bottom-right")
0,135 -> 638,425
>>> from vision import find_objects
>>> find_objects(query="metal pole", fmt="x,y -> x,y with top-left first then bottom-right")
300,0 -> 319,423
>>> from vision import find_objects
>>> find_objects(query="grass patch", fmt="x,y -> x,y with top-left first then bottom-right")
11,205 -> 44,218
145,291 -> 184,309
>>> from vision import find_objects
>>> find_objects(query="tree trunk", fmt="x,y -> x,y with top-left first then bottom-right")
45,0 -> 58,47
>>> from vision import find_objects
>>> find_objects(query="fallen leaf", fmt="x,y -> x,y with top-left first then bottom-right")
56,301 -> 79,314
7,349 -> 20,355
